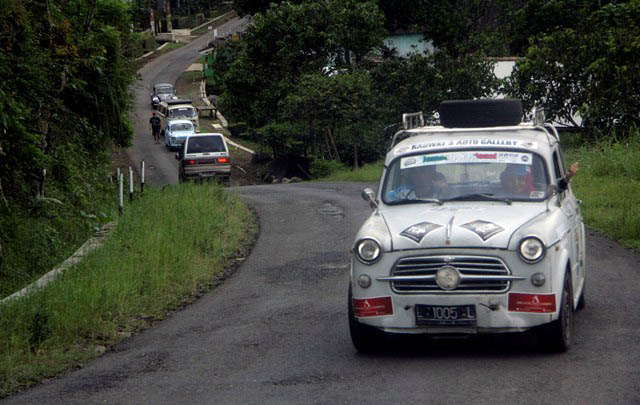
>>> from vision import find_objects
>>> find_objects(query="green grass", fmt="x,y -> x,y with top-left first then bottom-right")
0,183 -> 256,396
564,131 -> 640,250
191,9 -> 235,36
316,162 -> 383,182
156,42 -> 184,56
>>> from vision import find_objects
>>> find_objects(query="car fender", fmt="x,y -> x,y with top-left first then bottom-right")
550,242 -> 571,320
353,211 -> 392,252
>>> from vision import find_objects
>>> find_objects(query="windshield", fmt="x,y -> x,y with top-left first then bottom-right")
186,136 -> 226,154
157,86 -> 173,94
383,150 -> 550,204
169,107 -> 197,118
170,122 -> 193,132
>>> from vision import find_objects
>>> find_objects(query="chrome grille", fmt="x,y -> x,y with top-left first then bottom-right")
389,255 -> 512,293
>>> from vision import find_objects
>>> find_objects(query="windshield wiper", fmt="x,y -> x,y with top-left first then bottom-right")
387,197 -> 443,206
442,193 -> 512,205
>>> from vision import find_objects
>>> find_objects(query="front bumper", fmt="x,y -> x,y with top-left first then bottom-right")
168,138 -> 186,149
351,249 -> 559,334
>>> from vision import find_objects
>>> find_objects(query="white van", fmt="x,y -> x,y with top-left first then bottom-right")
157,99 -> 199,134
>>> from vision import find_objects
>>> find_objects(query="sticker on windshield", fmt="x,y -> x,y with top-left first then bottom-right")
401,151 -> 533,169
406,139 -> 538,153
400,222 -> 442,243
460,220 -> 504,241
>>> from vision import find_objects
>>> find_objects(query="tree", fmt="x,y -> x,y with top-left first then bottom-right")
0,0 -> 136,286
220,0 -> 387,129
368,50 -> 500,122
328,0 -> 387,65
413,0 -> 511,56
506,1 -> 640,134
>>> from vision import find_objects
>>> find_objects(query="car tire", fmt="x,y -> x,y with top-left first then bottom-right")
576,281 -> 585,310
541,270 -> 573,352
348,284 -> 386,354
439,99 -> 523,128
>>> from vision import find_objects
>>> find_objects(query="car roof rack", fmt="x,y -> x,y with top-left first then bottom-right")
388,112 -> 424,149
167,99 -> 193,105
388,106 -> 562,151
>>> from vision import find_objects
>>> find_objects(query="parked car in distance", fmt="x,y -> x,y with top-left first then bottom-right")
151,83 -> 175,109
349,99 -> 586,354
175,133 -> 230,184
165,119 -> 195,151
157,99 -> 199,133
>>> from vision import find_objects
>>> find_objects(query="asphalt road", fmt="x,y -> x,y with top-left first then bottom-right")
6,18 -> 640,405
127,16 -> 249,187
6,182 -> 640,403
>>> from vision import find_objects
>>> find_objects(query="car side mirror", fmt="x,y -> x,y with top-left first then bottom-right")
545,184 -> 561,209
361,188 -> 378,209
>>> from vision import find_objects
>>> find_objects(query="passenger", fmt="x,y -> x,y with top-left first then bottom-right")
500,164 -> 534,195
558,162 -> 580,191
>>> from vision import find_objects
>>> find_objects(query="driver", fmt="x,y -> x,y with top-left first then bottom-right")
408,165 -> 447,198
388,165 -> 448,200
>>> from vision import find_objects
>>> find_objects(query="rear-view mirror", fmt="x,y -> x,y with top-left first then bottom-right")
361,188 -> 378,209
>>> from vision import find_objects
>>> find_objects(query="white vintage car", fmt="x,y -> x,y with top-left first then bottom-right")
164,119 -> 195,151
349,99 -> 586,353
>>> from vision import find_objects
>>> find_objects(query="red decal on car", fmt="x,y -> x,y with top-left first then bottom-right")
353,296 -> 393,317
474,152 -> 497,159
508,293 -> 556,313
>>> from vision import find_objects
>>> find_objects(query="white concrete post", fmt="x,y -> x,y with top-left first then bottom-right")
118,173 -> 124,214
129,166 -> 134,202
141,160 -> 145,194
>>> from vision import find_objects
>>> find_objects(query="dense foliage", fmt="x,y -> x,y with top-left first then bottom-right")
219,0 -> 499,171
0,0 -> 137,295
222,0 -> 639,168
507,1 -> 640,134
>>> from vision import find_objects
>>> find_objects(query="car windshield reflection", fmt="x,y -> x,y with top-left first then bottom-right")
171,123 -> 193,132
383,150 -> 550,204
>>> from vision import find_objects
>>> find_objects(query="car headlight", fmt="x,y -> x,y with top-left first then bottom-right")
355,238 -> 381,264
518,237 -> 546,263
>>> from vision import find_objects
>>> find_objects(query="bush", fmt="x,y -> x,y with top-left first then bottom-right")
227,122 -> 249,138
309,159 -> 345,179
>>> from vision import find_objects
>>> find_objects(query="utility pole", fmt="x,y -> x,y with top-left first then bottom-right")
165,0 -> 172,32
149,6 -> 155,35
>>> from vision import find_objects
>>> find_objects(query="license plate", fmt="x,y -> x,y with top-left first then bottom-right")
415,304 -> 477,326
199,172 -> 215,177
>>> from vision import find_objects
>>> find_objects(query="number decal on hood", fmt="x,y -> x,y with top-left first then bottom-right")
460,220 -> 504,241
399,222 -> 442,243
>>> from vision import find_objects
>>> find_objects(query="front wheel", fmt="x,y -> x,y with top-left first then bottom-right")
348,285 -> 386,354
576,281 -> 585,310
540,271 -> 574,352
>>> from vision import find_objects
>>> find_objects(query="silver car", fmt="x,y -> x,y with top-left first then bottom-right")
175,133 -> 230,184
349,99 -> 586,353
164,119 -> 195,151
151,83 -> 175,108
